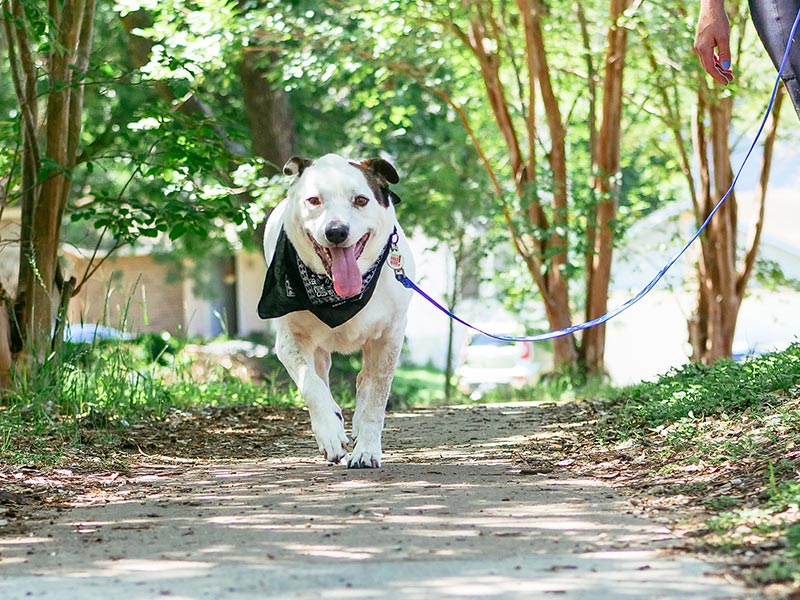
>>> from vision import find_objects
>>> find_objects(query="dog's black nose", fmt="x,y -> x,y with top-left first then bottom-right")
325,221 -> 349,245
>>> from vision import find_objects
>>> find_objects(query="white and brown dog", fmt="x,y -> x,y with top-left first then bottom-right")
258,153 -> 414,468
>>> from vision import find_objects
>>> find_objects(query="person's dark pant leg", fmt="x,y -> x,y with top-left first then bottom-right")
749,0 -> 800,118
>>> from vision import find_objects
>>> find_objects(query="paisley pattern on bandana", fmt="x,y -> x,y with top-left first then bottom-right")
258,228 -> 394,328
296,249 -> 384,307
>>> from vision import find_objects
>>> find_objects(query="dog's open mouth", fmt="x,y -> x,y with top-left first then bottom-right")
309,232 -> 370,298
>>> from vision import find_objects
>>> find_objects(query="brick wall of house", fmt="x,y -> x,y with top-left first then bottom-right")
0,209 -> 21,296
66,254 -> 185,335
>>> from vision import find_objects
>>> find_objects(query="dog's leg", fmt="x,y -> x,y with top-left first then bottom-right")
348,324 -> 405,468
314,348 -> 332,386
276,331 -> 348,463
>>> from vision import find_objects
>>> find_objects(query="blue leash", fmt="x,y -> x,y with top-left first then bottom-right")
393,8 -> 800,344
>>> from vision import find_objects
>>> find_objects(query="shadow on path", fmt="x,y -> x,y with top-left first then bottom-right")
0,404 -> 753,599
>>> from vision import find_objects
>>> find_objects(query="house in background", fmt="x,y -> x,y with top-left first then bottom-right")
0,206 -> 21,297
63,245 -> 265,340
58,227 -> 469,368
64,247 -> 192,335
59,234 -> 457,356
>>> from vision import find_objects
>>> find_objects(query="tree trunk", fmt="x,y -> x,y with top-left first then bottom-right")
582,0 -> 631,376
238,44 -> 298,255
443,235 -> 469,402
462,0 -> 635,371
444,308 -> 457,403
239,50 -> 297,175
7,0 -> 96,364
237,42 -> 298,336
699,93 -> 738,362
525,0 -> 577,370
0,289 -> 11,389
689,87 -> 783,362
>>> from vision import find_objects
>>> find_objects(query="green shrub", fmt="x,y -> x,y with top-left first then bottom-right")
1,333 -> 291,439
612,343 -> 800,433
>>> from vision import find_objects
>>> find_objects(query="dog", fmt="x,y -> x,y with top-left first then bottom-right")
258,153 -> 414,468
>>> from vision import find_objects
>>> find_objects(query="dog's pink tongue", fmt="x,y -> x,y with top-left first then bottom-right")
329,245 -> 362,298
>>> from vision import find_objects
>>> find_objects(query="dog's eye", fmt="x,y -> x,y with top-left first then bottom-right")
353,195 -> 370,207
306,196 -> 322,206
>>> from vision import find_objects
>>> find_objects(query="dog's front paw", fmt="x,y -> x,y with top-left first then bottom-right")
312,410 -> 349,464
347,438 -> 382,469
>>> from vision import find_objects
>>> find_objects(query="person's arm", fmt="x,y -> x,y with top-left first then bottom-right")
694,0 -> 734,84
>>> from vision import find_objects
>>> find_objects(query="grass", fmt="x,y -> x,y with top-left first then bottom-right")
597,342 -> 800,589
0,333 -> 298,462
472,368 -> 614,405
390,365 -> 446,407
610,345 -> 800,432
0,331 -> 451,463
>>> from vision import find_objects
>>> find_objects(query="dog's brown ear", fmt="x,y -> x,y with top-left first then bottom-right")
283,156 -> 313,177
360,158 -> 400,185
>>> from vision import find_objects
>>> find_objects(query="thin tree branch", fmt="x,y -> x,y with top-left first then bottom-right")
737,89 -> 783,297
3,0 -> 41,173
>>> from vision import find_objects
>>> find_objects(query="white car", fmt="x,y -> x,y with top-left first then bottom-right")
63,324 -> 133,343
455,327 -> 553,398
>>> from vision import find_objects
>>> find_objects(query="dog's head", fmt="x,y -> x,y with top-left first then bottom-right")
282,153 -> 401,298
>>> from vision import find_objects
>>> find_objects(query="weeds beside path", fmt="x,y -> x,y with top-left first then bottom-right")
569,348 -> 800,599
526,396 -> 800,599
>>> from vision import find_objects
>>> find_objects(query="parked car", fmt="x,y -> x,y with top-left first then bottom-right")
63,324 -> 133,343
455,325 -> 553,398
732,338 -> 792,361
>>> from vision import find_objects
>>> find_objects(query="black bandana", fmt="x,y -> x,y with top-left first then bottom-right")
258,228 -> 394,328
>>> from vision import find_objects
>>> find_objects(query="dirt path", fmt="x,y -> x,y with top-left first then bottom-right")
0,403 -> 757,599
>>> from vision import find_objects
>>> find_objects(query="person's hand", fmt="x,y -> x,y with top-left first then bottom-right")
694,1 -> 734,84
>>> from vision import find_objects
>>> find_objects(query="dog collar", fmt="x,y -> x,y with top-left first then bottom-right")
258,228 -> 396,328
